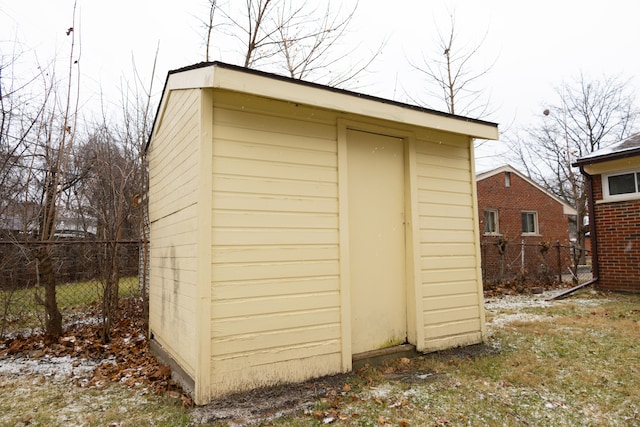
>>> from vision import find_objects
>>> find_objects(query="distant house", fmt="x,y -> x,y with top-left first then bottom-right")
146,62 -> 499,403
573,133 -> 640,293
476,165 -> 577,281
54,207 -> 97,238
0,203 -> 96,239
0,202 -> 39,237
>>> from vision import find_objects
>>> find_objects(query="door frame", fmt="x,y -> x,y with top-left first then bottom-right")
337,119 -> 424,371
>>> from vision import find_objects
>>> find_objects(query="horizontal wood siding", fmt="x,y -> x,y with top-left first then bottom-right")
208,92 -> 342,395
148,89 -> 201,377
415,131 -> 484,351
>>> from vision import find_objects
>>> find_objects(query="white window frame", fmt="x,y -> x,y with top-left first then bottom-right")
602,169 -> 640,202
483,209 -> 500,235
521,211 -> 539,235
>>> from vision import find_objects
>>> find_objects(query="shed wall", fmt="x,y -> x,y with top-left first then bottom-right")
414,131 -> 485,351
208,92 -> 343,395
148,89 -> 202,378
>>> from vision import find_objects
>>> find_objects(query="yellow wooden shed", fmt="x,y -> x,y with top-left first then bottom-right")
146,62 -> 499,404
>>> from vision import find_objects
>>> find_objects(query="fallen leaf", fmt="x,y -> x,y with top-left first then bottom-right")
377,415 -> 392,424
166,390 -> 181,399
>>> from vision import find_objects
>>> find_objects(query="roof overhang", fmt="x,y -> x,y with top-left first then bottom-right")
573,133 -> 640,174
147,62 -> 499,150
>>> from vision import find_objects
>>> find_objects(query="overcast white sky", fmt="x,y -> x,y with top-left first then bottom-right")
2,0 -> 639,170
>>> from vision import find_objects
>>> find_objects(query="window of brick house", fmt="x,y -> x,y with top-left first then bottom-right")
521,211 -> 538,235
505,171 -> 511,187
603,170 -> 640,199
484,209 -> 499,234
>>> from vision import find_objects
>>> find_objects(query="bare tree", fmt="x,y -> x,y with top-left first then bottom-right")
201,0 -> 219,62
0,41 -> 49,230
74,126 -> 135,342
115,50 -> 158,329
408,12 -> 495,119
509,73 -> 639,274
71,49 -> 157,342
15,3 -> 83,338
200,0 -> 383,88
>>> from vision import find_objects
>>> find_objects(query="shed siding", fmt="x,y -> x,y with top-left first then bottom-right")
148,89 -> 201,378
415,132 -> 483,350
208,93 -> 342,395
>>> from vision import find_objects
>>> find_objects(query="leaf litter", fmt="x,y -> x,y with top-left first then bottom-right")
0,297 -> 192,407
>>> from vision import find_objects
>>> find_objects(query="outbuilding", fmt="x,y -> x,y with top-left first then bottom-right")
146,62 -> 499,404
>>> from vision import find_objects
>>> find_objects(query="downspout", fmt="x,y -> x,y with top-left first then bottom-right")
548,167 -> 599,300
585,168 -> 600,282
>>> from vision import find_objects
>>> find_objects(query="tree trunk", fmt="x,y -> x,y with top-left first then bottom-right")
36,246 -> 62,338
101,241 -> 121,343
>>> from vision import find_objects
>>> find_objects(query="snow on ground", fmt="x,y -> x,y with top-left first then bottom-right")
484,289 -> 608,330
484,291 -> 555,311
0,354 -> 98,381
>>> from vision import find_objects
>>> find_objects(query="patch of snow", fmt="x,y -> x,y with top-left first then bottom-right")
0,355 -> 97,380
1,316 -> 101,341
484,293 -> 554,311
484,289 -> 611,331
368,384 -> 393,399
485,290 -> 610,312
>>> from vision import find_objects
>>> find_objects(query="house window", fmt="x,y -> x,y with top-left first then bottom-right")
484,209 -> 499,234
603,170 -> 640,199
505,171 -> 511,187
521,211 -> 538,235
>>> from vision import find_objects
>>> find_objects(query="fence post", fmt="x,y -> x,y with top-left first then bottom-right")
521,239 -> 525,274
556,240 -> 562,283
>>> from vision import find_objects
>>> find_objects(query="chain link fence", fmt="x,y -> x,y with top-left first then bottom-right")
481,238 -> 592,288
2,237 -> 594,337
0,240 -> 142,338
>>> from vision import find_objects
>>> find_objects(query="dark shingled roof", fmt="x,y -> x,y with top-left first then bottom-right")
617,133 -> 640,151
573,133 -> 640,167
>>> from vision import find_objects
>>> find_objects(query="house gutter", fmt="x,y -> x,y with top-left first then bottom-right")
547,166 -> 599,300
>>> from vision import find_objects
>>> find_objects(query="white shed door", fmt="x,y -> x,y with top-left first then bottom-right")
347,129 -> 406,355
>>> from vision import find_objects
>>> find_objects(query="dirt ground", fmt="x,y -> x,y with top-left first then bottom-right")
188,342 -> 501,426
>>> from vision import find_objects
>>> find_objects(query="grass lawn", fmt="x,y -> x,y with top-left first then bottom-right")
1,288 -> 639,426
241,289 -> 640,426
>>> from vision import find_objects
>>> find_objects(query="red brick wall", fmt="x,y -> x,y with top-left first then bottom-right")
591,175 -> 640,292
477,170 -> 573,281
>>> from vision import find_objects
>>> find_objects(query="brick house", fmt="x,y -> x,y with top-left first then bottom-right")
476,165 -> 577,282
573,133 -> 640,292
